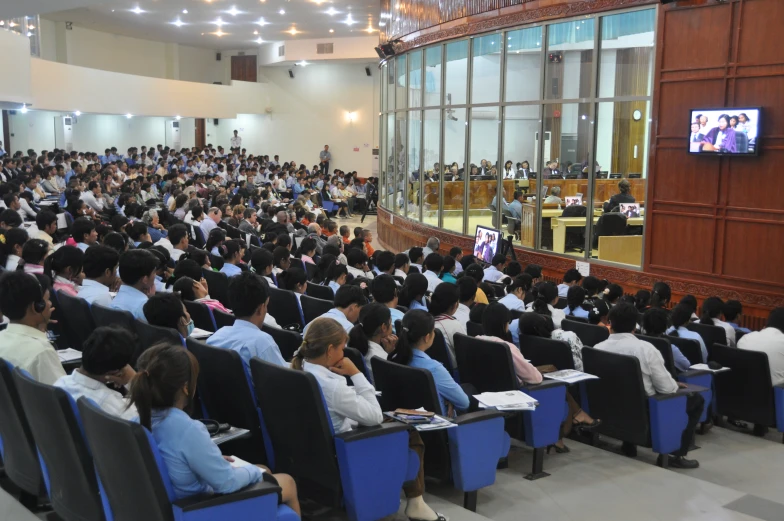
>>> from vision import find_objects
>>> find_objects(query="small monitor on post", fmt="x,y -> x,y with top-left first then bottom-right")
564,196 -> 583,206
619,203 -> 641,218
473,225 -> 502,264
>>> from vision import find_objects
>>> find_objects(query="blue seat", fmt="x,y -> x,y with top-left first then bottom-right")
56,290 -> 96,351
431,329 -> 458,380
184,301 -> 218,332
370,356 -> 509,511
134,319 -> 185,354
250,359 -> 416,521
454,333 -> 568,480
582,347 -> 707,466
260,325 -> 301,362
77,397 -> 298,521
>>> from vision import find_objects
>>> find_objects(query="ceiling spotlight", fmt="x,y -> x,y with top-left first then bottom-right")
0,21 -> 4,26
132,6 -> 144,14
378,22 -> 385,27
227,5 -> 240,16
8,21 -> 16,27
279,9 -> 285,14
26,31 -> 33,37
28,24 -> 36,30
214,17 -> 224,27
257,17 -> 268,26
74,111 -> 81,116
254,30 -> 259,35
288,27 -> 298,35
365,26 -> 374,33
325,7 -> 338,15
172,18 -> 184,27
344,15 -> 356,25
329,28 -> 334,33
182,9 -> 188,13
20,105 -> 28,114
126,113 -> 133,119
214,29 -> 225,37
175,115 -> 181,120
297,61 -> 309,66
256,37 -> 264,44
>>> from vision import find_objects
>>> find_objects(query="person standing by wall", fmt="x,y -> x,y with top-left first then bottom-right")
319,145 -> 332,175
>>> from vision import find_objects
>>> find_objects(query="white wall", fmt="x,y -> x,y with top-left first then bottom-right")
276,36 -> 378,63
178,45 -> 224,84
0,30 -> 32,105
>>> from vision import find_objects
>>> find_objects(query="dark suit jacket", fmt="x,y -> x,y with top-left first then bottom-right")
543,168 -> 560,179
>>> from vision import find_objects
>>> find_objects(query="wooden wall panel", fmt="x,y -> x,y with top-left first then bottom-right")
657,80 -> 725,138
660,4 -> 732,71
650,148 -> 718,204
725,150 -> 784,209
648,214 -> 715,273
722,220 -> 784,286
736,0 -> 784,64
735,76 -> 784,136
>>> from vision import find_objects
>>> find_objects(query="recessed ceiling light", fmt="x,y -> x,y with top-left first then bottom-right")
288,27 -> 298,35
214,30 -> 225,37
175,115 -> 181,120
182,9 -> 188,14
20,105 -> 28,114
8,21 -> 16,27
256,37 -> 264,44
172,18 -> 184,27
28,24 -> 35,30
279,9 -> 285,14
297,61 -> 308,66
131,6 -> 144,14
254,30 -> 259,35
378,22 -> 385,27
126,113 -> 133,119
111,9 -> 115,12
26,31 -> 33,36
214,17 -> 224,27
344,15 -> 356,25
365,26 -> 374,33
74,111 -> 81,116
227,5 -> 240,16
257,17 -> 268,26
329,29 -> 334,33
325,7 -> 338,16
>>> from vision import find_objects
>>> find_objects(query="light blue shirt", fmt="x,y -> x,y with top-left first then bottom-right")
671,344 -> 691,373
78,279 -> 113,307
408,350 -> 469,415
566,306 -> 590,319
667,326 -> 708,363
304,308 -> 354,335
509,199 -> 523,220
207,319 -> 287,378
220,263 -> 242,278
482,266 -> 506,282
410,299 -> 428,311
76,242 -> 90,252
110,285 -> 149,321
293,183 -> 306,196
389,307 -> 404,333
327,281 -> 340,295
498,293 -> 525,311
146,408 -> 262,500
510,318 -> 521,346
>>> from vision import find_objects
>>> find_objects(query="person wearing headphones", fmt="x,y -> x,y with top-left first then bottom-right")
0,271 -> 65,384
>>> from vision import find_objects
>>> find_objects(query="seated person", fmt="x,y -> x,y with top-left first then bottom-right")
111,249 -> 158,321
47,245 -> 84,297
323,258 -> 348,296
173,275 -> 232,315
128,343 -> 300,514
303,284 -> 364,335
293,317 -> 440,521
78,245 -> 120,307
429,283 -> 466,367
602,179 -> 635,213
666,304 -> 707,362
408,247 -> 424,273
277,267 -> 307,303
594,303 -> 703,469
723,300 -> 751,335
482,254 -> 507,283
557,268 -> 583,298
738,307 -> 784,387
0,272 -> 65,384
475,303 -> 542,386
497,279 -> 527,312
700,297 -> 736,347
55,326 -> 138,420
526,282 -> 566,328
348,302 -> 396,380
72,217 -> 98,252
543,186 -> 563,205
422,253 -> 444,292
398,273 -> 429,311
453,277 -> 476,324
394,253 -> 410,279
564,285 -> 591,320
516,310 -> 586,371
167,224 -> 190,262
272,246 -> 291,276
144,293 -> 193,339
346,248 -> 374,281
642,308 -> 691,372
463,263 -> 490,304
250,248 -> 278,287
207,272 -> 287,375
371,274 -> 404,329
218,239 -> 245,278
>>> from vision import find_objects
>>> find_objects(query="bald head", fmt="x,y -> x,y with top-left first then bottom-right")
276,211 -> 288,224
308,223 -> 321,235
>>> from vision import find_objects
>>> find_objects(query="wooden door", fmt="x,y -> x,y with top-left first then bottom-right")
195,118 -> 206,149
231,55 -> 257,82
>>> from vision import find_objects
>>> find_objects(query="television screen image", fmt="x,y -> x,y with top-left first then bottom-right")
688,108 -> 760,155
619,203 -> 641,218
473,226 -> 502,264
564,196 -> 583,206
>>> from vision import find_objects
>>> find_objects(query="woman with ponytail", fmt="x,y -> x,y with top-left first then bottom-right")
218,239 -> 244,278
298,237 -> 317,265
277,267 -> 307,303
129,343 -> 300,513
564,285 -> 591,319
205,228 -> 227,256
323,257 -> 348,295
634,290 -> 651,313
17,239 -> 50,275
398,273 -> 429,311
348,302 -> 396,381
1,227 -> 28,271
700,296 -> 735,347
294,316 -> 443,521
475,303 -> 543,386
650,282 -> 672,309
46,245 -> 84,296
526,281 -> 565,327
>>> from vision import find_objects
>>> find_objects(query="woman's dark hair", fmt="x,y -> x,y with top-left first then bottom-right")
679,294 -> 698,315
348,302 -> 391,356
566,285 -> 588,314
103,232 -> 127,253
700,296 -> 724,325
518,312 -> 555,339
205,228 -> 226,252
128,343 -> 199,430
504,261 -> 522,279
634,290 -> 651,312
530,281 -> 558,315
588,299 -> 611,325
273,246 -> 290,268
440,256 -> 456,279
428,282 -> 459,316
463,263 -> 484,283
0,228 -> 28,259
390,310 -> 435,366
604,283 -> 623,304
469,302 -> 488,324
669,304 -> 692,335
250,248 -> 274,274
44,245 -> 83,281
642,307 -> 669,337
173,276 -> 199,301
18,239 -> 50,269
581,275 -> 600,297
278,267 -> 307,292
324,258 -> 348,283
81,327 -> 136,376
482,302 -> 512,341
144,293 -> 187,331
650,282 -> 671,309
299,237 -> 317,257
398,273 -> 428,307
219,239 -> 242,261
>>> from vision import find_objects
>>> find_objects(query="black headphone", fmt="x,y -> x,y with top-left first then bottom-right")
30,275 -> 46,314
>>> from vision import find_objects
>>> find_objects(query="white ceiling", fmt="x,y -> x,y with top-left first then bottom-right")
41,0 -> 382,50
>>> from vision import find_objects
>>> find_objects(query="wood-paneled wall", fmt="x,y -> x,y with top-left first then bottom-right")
644,0 -> 784,301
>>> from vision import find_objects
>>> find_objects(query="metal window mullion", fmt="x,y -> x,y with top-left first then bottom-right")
419,52 -> 426,223
584,16 -> 602,257
497,31 -> 507,235
535,25 -> 549,250
464,39 -> 473,236
438,43 -> 446,230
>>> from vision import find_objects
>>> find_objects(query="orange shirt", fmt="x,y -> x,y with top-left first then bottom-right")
365,242 -> 375,256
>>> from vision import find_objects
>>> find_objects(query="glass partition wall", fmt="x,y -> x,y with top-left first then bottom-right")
378,7 -> 655,267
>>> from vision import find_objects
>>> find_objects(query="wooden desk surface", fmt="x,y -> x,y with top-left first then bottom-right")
552,216 -> 645,226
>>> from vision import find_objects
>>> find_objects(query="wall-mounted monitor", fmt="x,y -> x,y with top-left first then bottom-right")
688,108 -> 760,156
473,225 -> 502,264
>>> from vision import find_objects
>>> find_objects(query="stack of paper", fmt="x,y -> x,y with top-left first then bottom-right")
475,390 -> 538,411
189,327 -> 213,340
689,363 -> 731,373
211,427 -> 251,445
544,369 -> 599,384
228,455 -> 257,469
57,348 -> 82,363
415,415 -> 456,431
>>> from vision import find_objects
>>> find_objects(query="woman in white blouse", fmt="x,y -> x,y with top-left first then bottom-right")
293,317 -> 443,521
526,282 -> 566,328
348,303 -> 398,381
700,297 -> 736,347
429,283 -> 466,368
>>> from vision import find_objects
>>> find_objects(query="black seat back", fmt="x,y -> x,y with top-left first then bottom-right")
518,334 -> 575,370
686,322 -> 726,357
342,346 -> 369,379
554,297 -> 568,309
488,283 -> 506,299
636,334 -> 676,377
267,286 -> 305,328
561,205 -> 587,217
561,319 -> 609,347
91,304 -> 135,334
304,262 -> 318,281
594,213 -> 628,247
465,321 -> 484,337
202,269 -> 230,308
57,290 -> 96,350
13,369 -> 104,521
454,334 -> 517,392
260,324 -> 301,362
666,335 -> 702,366
305,284 -> 334,301
47,290 -> 69,351
77,398 -> 172,521
581,347 -> 650,447
213,309 -> 236,329
0,360 -> 45,497
186,339 -> 268,464
301,295 -> 335,325
429,329 -> 454,372
249,359 -> 342,506
710,343 -> 776,426
208,253 -> 225,270
135,320 -> 183,358
184,300 -> 216,332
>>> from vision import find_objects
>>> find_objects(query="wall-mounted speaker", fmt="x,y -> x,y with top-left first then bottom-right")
214,119 -> 219,125
288,69 -> 294,79
365,67 -> 371,77
216,52 -> 222,61
375,43 -> 396,59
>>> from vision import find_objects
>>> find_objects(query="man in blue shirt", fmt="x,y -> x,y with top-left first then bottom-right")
207,272 -> 287,377
509,190 -> 525,220
303,285 -> 364,335
110,249 -> 158,321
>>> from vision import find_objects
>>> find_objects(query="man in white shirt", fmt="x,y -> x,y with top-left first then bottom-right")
738,308 -> 784,387
594,303 -> 703,469
81,181 -> 105,214
319,145 -> 332,175
303,285 -> 364,335
422,237 -> 440,258
454,278 -> 477,324
483,255 -> 508,282
55,327 -> 138,420
78,245 -> 120,307
422,253 -> 444,293
230,130 -> 242,150
167,225 -> 190,262
557,268 -> 583,299
0,272 -> 65,385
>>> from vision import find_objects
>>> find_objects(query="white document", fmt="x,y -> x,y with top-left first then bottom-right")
544,369 -> 599,384
576,261 -> 590,277
689,363 -> 731,373
228,456 -> 262,470
415,415 -> 457,431
475,390 -> 538,411
57,348 -> 83,363
189,327 -> 212,339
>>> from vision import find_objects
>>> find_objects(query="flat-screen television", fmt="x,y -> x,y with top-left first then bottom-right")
688,108 -> 760,155
473,225 -> 502,264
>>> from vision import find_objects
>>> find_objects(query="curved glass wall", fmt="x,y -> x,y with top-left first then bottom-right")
378,7 -> 656,267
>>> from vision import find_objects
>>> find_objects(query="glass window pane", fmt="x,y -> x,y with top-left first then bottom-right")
590,100 -> 649,266
423,109 -> 440,227
386,60 -> 395,111
468,107 -> 500,236
443,107 -> 467,234
471,34 -> 501,104
503,105 -> 540,247
445,41 -> 468,106
535,103 -> 592,254
378,115 -> 386,207
424,46 -> 442,107
505,27 -> 543,102
599,10 -> 655,98
408,50 -> 422,108
394,112 -> 407,214
406,111 -> 422,221
545,19 -> 594,100
396,54 -> 407,110
385,114 -> 395,209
